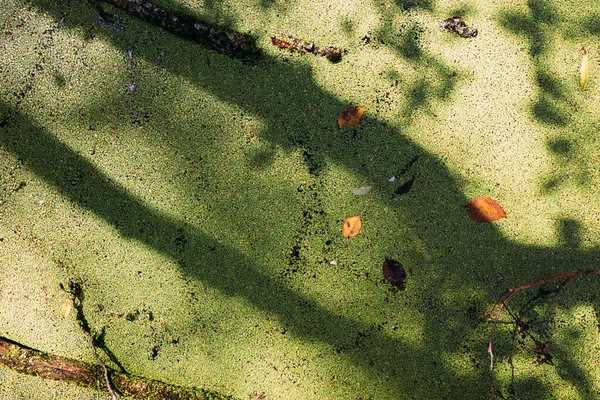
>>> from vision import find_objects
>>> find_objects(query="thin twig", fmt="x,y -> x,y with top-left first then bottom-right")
61,281 -> 117,399
487,269 -> 600,397
86,332 -> 117,400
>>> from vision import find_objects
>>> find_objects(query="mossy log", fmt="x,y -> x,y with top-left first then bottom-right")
0,336 -> 234,400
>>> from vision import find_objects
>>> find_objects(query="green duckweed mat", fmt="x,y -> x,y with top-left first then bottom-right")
2,0 -> 600,398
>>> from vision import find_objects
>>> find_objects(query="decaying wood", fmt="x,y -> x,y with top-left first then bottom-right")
270,35 -> 347,62
0,336 -> 234,400
96,0 -> 258,59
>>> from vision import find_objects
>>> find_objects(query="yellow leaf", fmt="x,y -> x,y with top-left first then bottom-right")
580,47 -> 589,89
342,215 -> 362,238
61,298 -> 73,318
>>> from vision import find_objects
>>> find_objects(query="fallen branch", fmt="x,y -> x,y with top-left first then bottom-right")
93,0 -> 258,59
487,269 -> 600,397
0,336 -> 235,400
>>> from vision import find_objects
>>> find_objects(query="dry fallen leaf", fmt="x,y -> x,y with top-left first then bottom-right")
465,197 -> 507,223
342,215 -> 362,238
61,298 -> 73,318
338,106 -> 365,128
580,47 -> 589,89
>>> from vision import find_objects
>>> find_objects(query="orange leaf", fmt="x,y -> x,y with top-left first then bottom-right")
465,197 -> 506,223
342,215 -> 362,238
338,106 -> 365,128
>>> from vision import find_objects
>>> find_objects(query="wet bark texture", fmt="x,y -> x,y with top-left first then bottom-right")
0,336 -> 234,400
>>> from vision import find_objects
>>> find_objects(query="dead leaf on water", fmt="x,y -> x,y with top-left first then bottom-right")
61,298 -> 73,318
338,106 -> 365,128
465,197 -> 506,223
342,215 -> 362,238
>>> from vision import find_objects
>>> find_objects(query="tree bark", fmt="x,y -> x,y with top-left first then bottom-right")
0,336 -> 234,400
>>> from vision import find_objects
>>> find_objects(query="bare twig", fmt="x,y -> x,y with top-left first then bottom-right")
487,269 -> 600,397
86,331 -> 117,400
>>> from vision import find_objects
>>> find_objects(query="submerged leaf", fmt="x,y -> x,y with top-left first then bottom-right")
342,215 -> 362,238
61,298 -> 73,318
465,197 -> 507,223
338,106 -> 365,128
382,257 -> 407,289
580,47 -> 589,89
351,186 -> 372,195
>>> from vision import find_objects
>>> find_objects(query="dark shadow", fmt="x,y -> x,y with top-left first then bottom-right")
548,138 -> 572,157
395,0 -> 434,11
499,0 -> 599,200
581,14 -> 600,35
510,376 -> 551,399
557,218 -> 582,249
5,0 -> 600,398
532,96 -> 568,126
541,134 -> 594,193
446,3 -> 477,19
499,0 -> 570,127
0,100 -> 482,397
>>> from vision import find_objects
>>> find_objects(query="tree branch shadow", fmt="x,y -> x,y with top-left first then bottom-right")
3,0 -> 600,398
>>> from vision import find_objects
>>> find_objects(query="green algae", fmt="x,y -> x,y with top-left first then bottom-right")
2,0 -> 600,399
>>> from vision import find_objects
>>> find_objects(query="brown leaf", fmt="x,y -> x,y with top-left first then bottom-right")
338,106 -> 365,128
465,197 -> 506,223
342,215 -> 362,238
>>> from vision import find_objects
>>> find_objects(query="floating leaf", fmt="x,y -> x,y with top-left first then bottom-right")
342,215 -> 362,238
338,106 -> 365,128
351,185 -> 372,195
465,197 -> 507,223
382,257 -> 407,289
61,298 -> 73,318
580,47 -> 589,89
